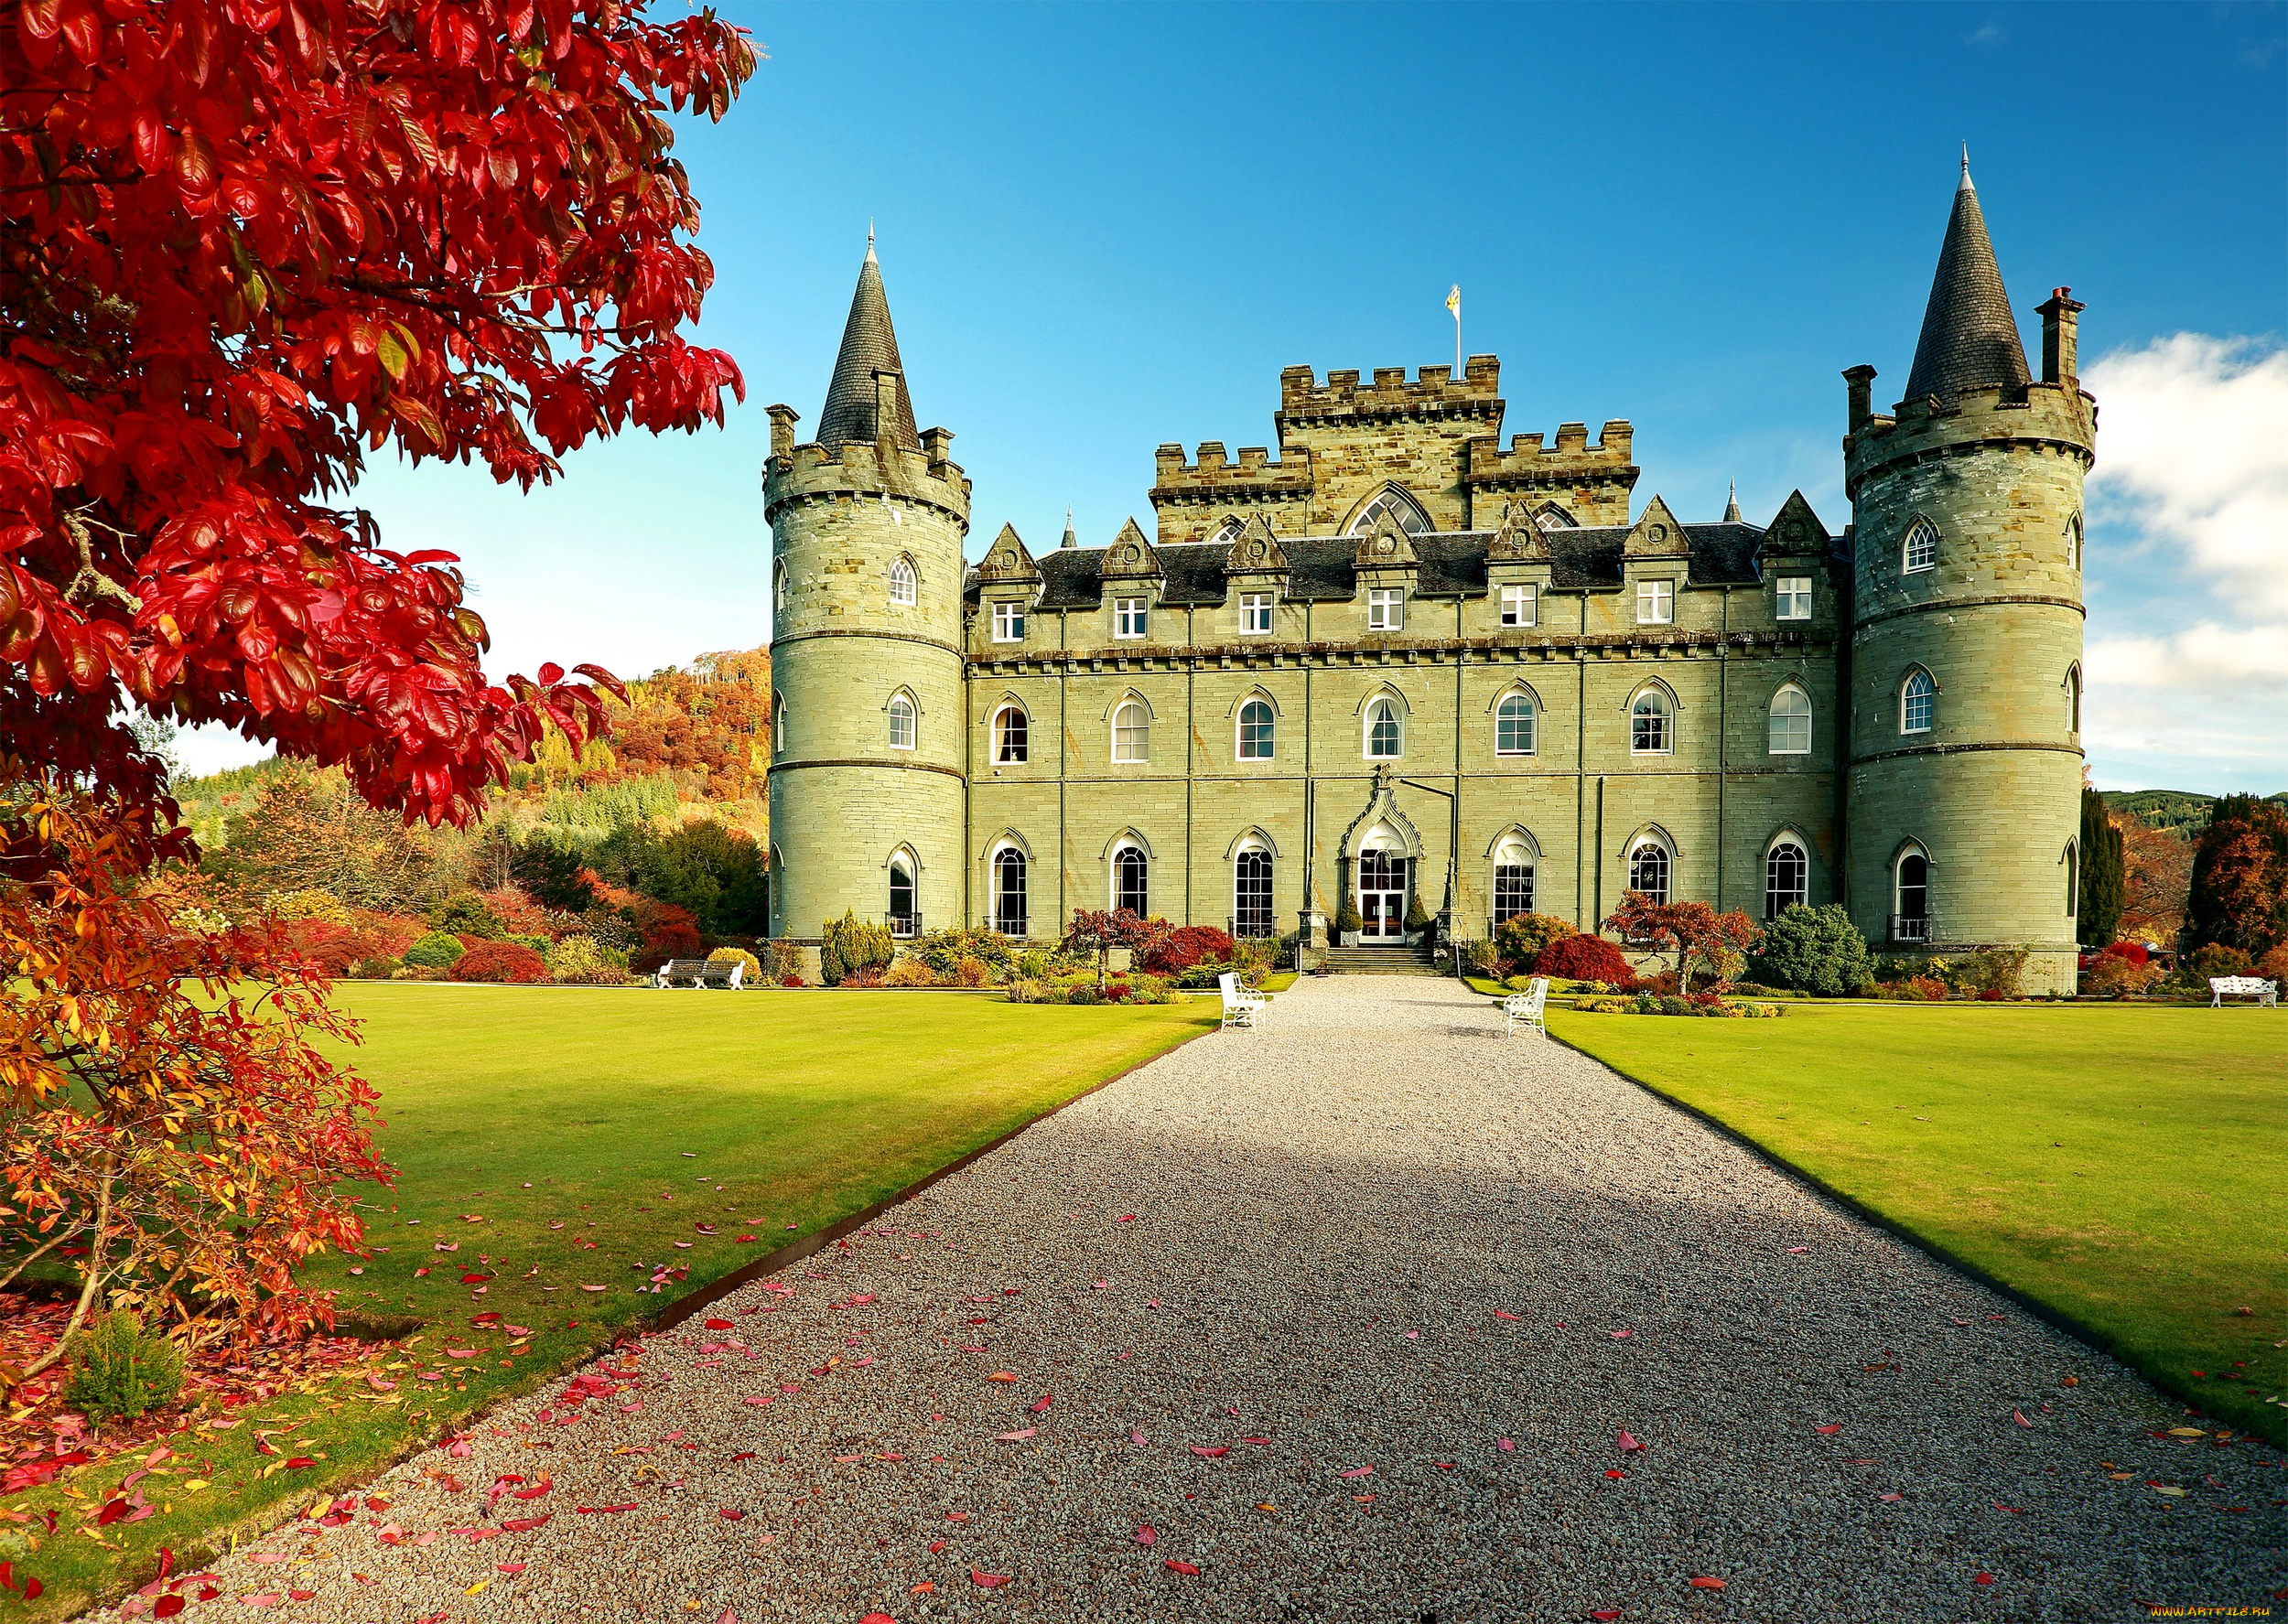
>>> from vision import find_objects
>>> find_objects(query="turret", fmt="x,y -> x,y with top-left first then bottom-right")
1840,156 -> 2095,994
764,235 -> 971,955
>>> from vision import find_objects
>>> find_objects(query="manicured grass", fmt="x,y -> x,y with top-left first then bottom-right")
1545,1000 -> 2288,1445
9,984 -> 1214,1618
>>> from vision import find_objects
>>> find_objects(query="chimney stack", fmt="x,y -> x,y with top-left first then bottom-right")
1843,365 -> 1878,433
2035,287 -> 2085,386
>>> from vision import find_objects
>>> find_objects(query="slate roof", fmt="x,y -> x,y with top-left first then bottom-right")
1903,165 -> 2031,405
969,522 -> 1779,608
816,247 -> 923,452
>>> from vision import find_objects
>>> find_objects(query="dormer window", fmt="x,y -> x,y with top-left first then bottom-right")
1776,576 -> 1811,620
1114,597 -> 1149,640
1636,580 -> 1674,625
991,601 -> 1025,643
1500,584 -> 1537,627
1367,588 -> 1404,631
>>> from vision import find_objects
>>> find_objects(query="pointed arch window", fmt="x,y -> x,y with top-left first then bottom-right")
1112,843 -> 1149,916
1206,516 -> 1244,547
772,691 -> 786,755
1765,836 -> 1808,919
1112,700 -> 1150,764
1234,844 -> 1275,938
993,704 -> 1029,764
1364,696 -> 1403,759
1768,684 -> 1812,755
2067,512 -> 2082,570
2064,839 -> 2079,919
772,561 -> 788,617
887,556 -> 917,607
2065,665 -> 2081,736
992,846 -> 1028,938
1237,699 -> 1276,761
886,693 -> 917,751
1631,689 -> 1672,755
1495,692 -> 1538,757
1533,504 -> 1576,532
1903,519 -> 1939,575
1901,668 -> 1936,735
1348,487 -> 1431,536
1627,835 -> 1673,905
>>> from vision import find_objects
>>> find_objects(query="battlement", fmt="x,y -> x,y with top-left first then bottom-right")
1277,355 -> 1503,424
1151,441 -> 1312,494
1843,376 -> 2096,499
1465,419 -> 1635,478
762,410 -> 971,527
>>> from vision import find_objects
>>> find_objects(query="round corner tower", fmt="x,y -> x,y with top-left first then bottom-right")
764,241 -> 970,945
1842,159 -> 2096,995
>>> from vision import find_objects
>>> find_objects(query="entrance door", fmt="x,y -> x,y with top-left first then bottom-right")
1358,850 -> 1407,940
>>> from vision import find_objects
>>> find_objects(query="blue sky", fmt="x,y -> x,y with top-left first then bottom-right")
180,1 -> 2288,792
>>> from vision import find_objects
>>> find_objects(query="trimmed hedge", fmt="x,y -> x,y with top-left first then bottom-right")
402,930 -> 468,969
451,941 -> 550,984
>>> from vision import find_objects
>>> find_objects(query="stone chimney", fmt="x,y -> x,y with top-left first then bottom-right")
2035,287 -> 2085,386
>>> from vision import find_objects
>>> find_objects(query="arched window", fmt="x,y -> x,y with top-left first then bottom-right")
2067,512 -> 2082,570
1111,700 -> 1149,764
1768,685 -> 1812,755
1234,846 -> 1275,938
772,561 -> 787,617
888,854 -> 918,937
1631,689 -> 1672,755
1900,669 -> 1936,735
1113,844 -> 1149,916
887,556 -> 917,607
772,691 -> 786,755
1493,836 -> 1536,922
1533,504 -> 1576,532
993,704 -> 1029,764
886,693 -> 916,751
1894,846 -> 1929,942
1495,693 -> 1537,756
1903,518 -> 1938,574
1237,699 -> 1276,761
1627,837 -> 1672,905
2065,665 -> 2081,736
1765,837 -> 1808,919
1364,696 -> 1402,759
992,847 -> 1028,937
1348,487 -> 1431,536
1206,516 -> 1244,547
2063,839 -> 2079,919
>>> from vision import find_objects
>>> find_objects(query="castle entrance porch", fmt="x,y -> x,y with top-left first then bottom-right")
1357,849 -> 1407,941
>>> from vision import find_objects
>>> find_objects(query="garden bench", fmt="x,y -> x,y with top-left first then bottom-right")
1501,977 -> 1549,1038
2208,975 -> 2277,1008
654,958 -> 744,990
1217,972 -> 1268,1031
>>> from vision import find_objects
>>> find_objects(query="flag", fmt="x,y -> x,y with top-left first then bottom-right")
1446,285 -> 1461,317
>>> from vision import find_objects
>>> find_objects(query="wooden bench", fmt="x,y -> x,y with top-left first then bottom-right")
1501,977 -> 1549,1038
2209,975 -> 2278,1007
655,958 -> 745,990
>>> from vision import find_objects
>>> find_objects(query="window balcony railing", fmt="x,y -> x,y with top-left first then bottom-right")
890,913 -> 921,940
1227,915 -> 1279,942
1888,913 -> 1930,945
991,917 -> 1028,941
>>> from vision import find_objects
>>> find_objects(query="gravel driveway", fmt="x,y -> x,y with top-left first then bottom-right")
107,977 -> 2283,1622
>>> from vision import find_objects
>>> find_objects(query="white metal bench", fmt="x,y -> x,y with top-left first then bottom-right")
1217,972 -> 1268,1031
655,958 -> 744,990
2209,975 -> 2278,1007
1501,977 -> 1549,1037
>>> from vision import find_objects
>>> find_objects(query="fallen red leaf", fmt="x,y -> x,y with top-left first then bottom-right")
705,1318 -> 733,1330
1974,1573 -> 1995,1585
2012,1410 -> 2033,1428
285,1457 -> 315,1469
1589,1613 -> 1620,1622
1605,1468 -> 1627,1479
1135,1525 -> 1156,1545
1616,1429 -> 1644,1452
498,1564 -> 526,1576
460,1273 -> 491,1284
972,1568 -> 1011,1588
1689,1576 -> 1725,1589
154,1597 -> 185,1619
1815,1424 -> 1842,1435
501,1515 -> 552,1533
1190,1445 -> 1229,1457
929,1539 -> 945,1554
1164,1559 -> 1200,1576
718,1508 -> 744,1521
22,1578 -> 43,1601
1493,1309 -> 1519,1320
1029,1393 -> 1052,1414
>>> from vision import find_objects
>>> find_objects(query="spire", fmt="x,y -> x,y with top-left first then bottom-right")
1903,153 -> 2030,405
1959,143 -> 1971,192
816,235 -> 921,452
1724,481 -> 1742,522
1060,508 -> 1077,550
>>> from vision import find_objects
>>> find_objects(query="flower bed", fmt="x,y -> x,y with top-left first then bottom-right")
1575,993 -> 1785,1018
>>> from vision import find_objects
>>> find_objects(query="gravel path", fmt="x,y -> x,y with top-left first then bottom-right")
108,978 -> 2283,1622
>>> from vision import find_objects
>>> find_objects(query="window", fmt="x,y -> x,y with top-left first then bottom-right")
772,692 -> 786,755
1364,696 -> 1401,759
1493,846 -> 1535,921
1235,848 -> 1275,938
1495,693 -> 1537,756
1499,583 -> 1537,627
2067,513 -> 2081,570
1112,700 -> 1149,763
1775,575 -> 1812,620
2064,839 -> 2078,918
1631,690 -> 1671,755
1765,838 -> 1808,919
889,856 -> 918,937
993,848 -> 1027,937
1768,685 -> 1811,755
887,694 -> 916,751
888,557 -> 917,607
772,562 -> 787,617
1114,597 -> 1149,640
1237,699 -> 1275,761
2066,666 -> 2081,735
1241,592 -> 1273,634
993,704 -> 1028,765
1114,845 -> 1149,915
1901,669 -> 1935,735
1636,580 -> 1674,624
1349,488 -> 1430,535
1628,839 -> 1671,905
1894,848 -> 1929,941
1207,517 -> 1244,547
992,601 -> 1025,643
1367,587 -> 1404,631
1903,519 -> 1938,574
1534,506 -> 1576,532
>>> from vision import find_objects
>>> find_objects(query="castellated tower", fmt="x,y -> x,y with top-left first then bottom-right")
1842,158 -> 2095,995
764,241 -> 970,945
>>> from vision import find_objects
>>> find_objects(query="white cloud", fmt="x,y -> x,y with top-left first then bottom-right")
2080,335 -> 2288,793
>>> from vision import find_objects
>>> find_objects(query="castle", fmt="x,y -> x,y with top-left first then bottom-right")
763,162 -> 2096,993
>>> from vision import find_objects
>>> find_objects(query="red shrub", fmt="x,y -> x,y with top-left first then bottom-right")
451,941 -> 550,984
635,900 -> 702,960
480,886 -> 567,942
350,909 -> 424,959
286,920 -> 361,976
1535,934 -> 1632,984
1142,926 -> 1236,975
2101,941 -> 2149,966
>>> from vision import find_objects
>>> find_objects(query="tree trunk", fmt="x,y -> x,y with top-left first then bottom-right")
22,1153 -> 114,1378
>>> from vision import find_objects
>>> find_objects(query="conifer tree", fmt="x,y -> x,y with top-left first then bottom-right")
2078,788 -> 2124,946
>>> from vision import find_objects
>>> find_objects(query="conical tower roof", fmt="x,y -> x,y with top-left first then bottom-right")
1903,154 -> 2030,405
816,234 -> 922,452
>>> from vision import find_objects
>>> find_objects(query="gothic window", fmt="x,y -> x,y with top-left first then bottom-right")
1533,505 -> 1576,532
993,847 -> 1028,937
887,557 -> 917,607
1903,518 -> 1939,575
887,694 -> 916,751
1364,696 -> 1402,759
1206,516 -> 1244,547
1765,837 -> 1808,919
1631,689 -> 1672,755
1112,700 -> 1150,764
1901,668 -> 1936,735
2064,839 -> 2079,919
888,854 -> 918,937
1894,846 -> 1930,941
1775,575 -> 1812,620
1114,597 -> 1149,640
1241,592 -> 1274,634
1234,847 -> 1275,938
1768,685 -> 1812,755
1237,699 -> 1275,761
772,561 -> 787,618
1636,580 -> 1674,625
2067,512 -> 2082,570
1495,693 -> 1537,756
1348,488 -> 1430,536
993,704 -> 1029,765
2065,664 -> 2081,735
1113,844 -> 1149,916
1367,587 -> 1405,630
1500,583 -> 1537,626
1493,837 -> 1536,922
772,691 -> 786,755
991,601 -> 1026,642
1627,837 -> 1672,906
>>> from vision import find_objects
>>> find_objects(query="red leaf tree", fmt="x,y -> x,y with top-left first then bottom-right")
1603,892 -> 1763,995
1063,909 -> 1172,992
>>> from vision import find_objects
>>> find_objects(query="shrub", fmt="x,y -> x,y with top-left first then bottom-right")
2101,940 -> 2150,967
1536,933 -> 1631,984
1064,984 -> 1100,1006
914,927 -> 1015,980
546,935 -> 627,985
349,955 -> 401,980
1463,938 -> 1501,976
1333,899 -> 1364,936
707,946 -> 763,984
427,891 -> 503,939
64,1313 -> 185,1424
884,956 -> 941,988
780,973 -> 804,988
635,899 -> 704,961
761,940 -> 806,983
270,888 -> 350,926
403,930 -> 467,969
1142,925 -> 1236,976
953,954 -> 991,988
2191,942 -> 2254,978
1004,978 -> 1061,1004
1403,889 -> 1433,934
452,941 -> 550,984
1016,950 -> 1052,980
1748,904 -> 1872,996
2259,942 -> 2288,982
2081,954 -> 2162,998
1493,911 -> 1573,971
818,911 -> 896,986
1957,946 -> 2030,1000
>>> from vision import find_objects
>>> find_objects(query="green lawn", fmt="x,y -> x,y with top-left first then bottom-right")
1545,1000 -> 2288,1445
10,984 -> 1214,1619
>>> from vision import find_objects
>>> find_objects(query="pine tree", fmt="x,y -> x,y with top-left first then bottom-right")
2078,788 -> 2124,946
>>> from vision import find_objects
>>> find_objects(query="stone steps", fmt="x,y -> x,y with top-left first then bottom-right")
1324,946 -> 1442,976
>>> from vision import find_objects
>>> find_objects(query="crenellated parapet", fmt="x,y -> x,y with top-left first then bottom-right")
764,410 -> 972,532
1843,380 -> 2094,502
1276,355 -> 1503,426
1463,420 -> 1638,527
1149,442 -> 1312,545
